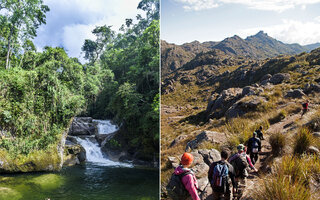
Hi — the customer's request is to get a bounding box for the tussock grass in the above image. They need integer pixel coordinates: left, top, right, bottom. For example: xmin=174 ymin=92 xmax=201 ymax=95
xmin=255 ymin=155 xmax=320 ymax=200
xmin=294 ymin=128 xmax=313 ymax=155
xmin=269 ymin=132 xmax=286 ymax=156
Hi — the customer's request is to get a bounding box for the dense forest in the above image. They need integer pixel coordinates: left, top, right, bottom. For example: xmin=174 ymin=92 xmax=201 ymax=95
xmin=0 ymin=0 xmax=159 ymax=169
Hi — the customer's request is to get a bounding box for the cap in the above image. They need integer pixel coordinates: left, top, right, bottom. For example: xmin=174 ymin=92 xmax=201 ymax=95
xmin=180 ymin=152 xmax=194 ymax=166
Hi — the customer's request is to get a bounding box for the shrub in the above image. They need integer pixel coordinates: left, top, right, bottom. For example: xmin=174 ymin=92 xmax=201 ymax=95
xmin=269 ymin=132 xmax=286 ymax=156
xmin=254 ymin=155 xmax=320 ymax=200
xmin=294 ymin=128 xmax=312 ymax=155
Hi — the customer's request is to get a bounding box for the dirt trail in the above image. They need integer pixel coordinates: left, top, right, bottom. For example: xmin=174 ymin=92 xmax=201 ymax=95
xmin=240 ymin=104 xmax=318 ymax=199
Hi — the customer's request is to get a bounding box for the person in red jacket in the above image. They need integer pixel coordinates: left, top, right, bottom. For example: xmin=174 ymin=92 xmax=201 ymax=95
xmin=301 ymin=100 xmax=309 ymax=118
xmin=173 ymin=152 xmax=200 ymax=200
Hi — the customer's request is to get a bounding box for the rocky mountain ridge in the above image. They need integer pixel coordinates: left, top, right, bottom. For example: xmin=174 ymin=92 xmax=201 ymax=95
xmin=161 ymin=31 xmax=320 ymax=77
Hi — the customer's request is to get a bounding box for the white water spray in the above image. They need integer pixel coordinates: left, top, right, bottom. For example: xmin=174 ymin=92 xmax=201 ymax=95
xmin=75 ymin=120 xmax=131 ymax=167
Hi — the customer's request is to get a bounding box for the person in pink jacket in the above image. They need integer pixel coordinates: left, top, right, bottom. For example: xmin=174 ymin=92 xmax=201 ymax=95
xmin=174 ymin=152 xmax=200 ymax=200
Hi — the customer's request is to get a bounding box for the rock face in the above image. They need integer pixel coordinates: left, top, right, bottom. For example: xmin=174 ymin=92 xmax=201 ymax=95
xmin=63 ymin=139 xmax=86 ymax=166
xmin=303 ymin=83 xmax=320 ymax=94
xmin=206 ymin=88 xmax=243 ymax=119
xmin=68 ymin=117 xmax=95 ymax=136
xmin=269 ymin=73 xmax=290 ymax=84
xmin=186 ymin=131 xmax=227 ymax=151
xmin=225 ymin=96 xmax=266 ymax=119
xmin=285 ymin=89 xmax=305 ymax=98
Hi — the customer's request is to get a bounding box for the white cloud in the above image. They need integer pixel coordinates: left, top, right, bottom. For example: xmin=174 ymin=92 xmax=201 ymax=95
xmin=315 ymin=16 xmax=320 ymax=22
xmin=175 ymin=0 xmax=320 ymax=12
xmin=34 ymin=0 xmax=142 ymax=63
xmin=173 ymin=0 xmax=219 ymax=11
xmin=239 ymin=19 xmax=320 ymax=45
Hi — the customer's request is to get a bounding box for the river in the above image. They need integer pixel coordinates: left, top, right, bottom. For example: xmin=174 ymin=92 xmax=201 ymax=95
xmin=0 ymin=120 xmax=159 ymax=200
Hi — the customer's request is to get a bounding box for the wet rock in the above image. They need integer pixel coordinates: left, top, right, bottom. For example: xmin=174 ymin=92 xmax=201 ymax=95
xmin=169 ymin=135 xmax=188 ymax=148
xmin=68 ymin=117 xmax=95 ymax=136
xmin=186 ymin=131 xmax=227 ymax=151
xmin=269 ymin=73 xmax=290 ymax=84
xmin=285 ymin=89 xmax=305 ymax=98
xmin=63 ymin=143 xmax=86 ymax=166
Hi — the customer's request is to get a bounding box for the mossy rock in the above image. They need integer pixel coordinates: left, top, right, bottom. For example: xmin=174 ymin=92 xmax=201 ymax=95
xmin=0 ymin=187 xmax=22 ymax=200
xmin=30 ymin=174 xmax=64 ymax=190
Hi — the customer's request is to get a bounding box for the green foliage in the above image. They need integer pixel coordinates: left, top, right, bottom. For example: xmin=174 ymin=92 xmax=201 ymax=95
xmin=0 ymin=47 xmax=86 ymax=155
xmin=269 ymin=132 xmax=286 ymax=156
xmin=82 ymin=2 xmax=160 ymax=159
xmin=294 ymin=128 xmax=312 ymax=155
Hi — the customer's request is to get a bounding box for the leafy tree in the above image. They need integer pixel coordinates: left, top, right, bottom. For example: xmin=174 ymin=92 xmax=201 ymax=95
xmin=0 ymin=0 xmax=49 ymax=69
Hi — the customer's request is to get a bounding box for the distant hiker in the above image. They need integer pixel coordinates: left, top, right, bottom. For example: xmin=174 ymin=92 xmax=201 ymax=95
xmin=166 ymin=152 xmax=200 ymax=200
xmin=255 ymin=126 xmax=264 ymax=140
xmin=228 ymin=144 xmax=258 ymax=198
xmin=247 ymin=132 xmax=262 ymax=165
xmin=301 ymin=100 xmax=309 ymax=118
xmin=208 ymin=149 xmax=236 ymax=200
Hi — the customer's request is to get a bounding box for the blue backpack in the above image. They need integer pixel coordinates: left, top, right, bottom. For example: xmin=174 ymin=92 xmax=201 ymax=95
xmin=211 ymin=162 xmax=228 ymax=193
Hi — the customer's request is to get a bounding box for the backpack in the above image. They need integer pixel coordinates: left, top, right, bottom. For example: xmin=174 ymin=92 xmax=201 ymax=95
xmin=251 ymin=138 xmax=259 ymax=153
xmin=229 ymin=154 xmax=248 ymax=178
xmin=166 ymin=171 xmax=192 ymax=200
xmin=211 ymin=162 xmax=228 ymax=193
xmin=302 ymin=103 xmax=308 ymax=109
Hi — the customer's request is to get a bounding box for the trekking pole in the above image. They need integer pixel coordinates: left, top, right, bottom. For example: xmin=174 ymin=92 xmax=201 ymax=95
xmin=198 ymin=182 xmax=210 ymax=199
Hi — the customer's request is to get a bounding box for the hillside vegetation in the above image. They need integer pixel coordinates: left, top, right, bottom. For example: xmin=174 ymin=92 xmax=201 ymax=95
xmin=0 ymin=0 xmax=159 ymax=172
xmin=161 ymin=42 xmax=320 ymax=199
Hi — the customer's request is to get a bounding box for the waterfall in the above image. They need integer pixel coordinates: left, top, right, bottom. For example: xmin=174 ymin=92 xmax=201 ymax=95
xmin=93 ymin=119 xmax=118 ymax=135
xmin=75 ymin=120 xmax=131 ymax=167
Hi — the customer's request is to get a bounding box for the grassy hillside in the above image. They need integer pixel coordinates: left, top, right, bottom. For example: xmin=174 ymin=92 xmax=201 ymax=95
xmin=161 ymin=47 xmax=320 ymax=199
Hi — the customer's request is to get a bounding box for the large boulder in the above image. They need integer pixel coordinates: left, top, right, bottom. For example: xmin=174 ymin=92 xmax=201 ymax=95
xmin=63 ymin=141 xmax=86 ymax=166
xmin=269 ymin=73 xmax=290 ymax=84
xmin=285 ymin=89 xmax=305 ymax=98
xmin=68 ymin=117 xmax=95 ymax=136
xmin=206 ymin=88 xmax=243 ymax=119
xmin=186 ymin=131 xmax=227 ymax=151
xmin=225 ymin=96 xmax=266 ymax=119
xmin=303 ymin=83 xmax=320 ymax=94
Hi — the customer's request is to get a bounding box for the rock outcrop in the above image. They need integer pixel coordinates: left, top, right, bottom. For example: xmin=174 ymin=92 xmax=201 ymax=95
xmin=186 ymin=131 xmax=227 ymax=151
xmin=68 ymin=117 xmax=95 ymax=136
xmin=206 ymin=88 xmax=243 ymax=119
xmin=225 ymin=96 xmax=266 ymax=119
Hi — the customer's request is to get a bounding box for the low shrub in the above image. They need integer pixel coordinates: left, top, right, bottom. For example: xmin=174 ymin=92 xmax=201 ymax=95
xmin=294 ymin=128 xmax=312 ymax=155
xmin=269 ymin=132 xmax=286 ymax=156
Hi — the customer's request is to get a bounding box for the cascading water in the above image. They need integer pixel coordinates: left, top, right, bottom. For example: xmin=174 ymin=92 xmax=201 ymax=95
xmin=75 ymin=120 xmax=131 ymax=167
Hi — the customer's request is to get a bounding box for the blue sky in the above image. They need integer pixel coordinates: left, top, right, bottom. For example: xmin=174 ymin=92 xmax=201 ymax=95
xmin=161 ymin=0 xmax=320 ymax=45
xmin=34 ymin=0 xmax=142 ymax=63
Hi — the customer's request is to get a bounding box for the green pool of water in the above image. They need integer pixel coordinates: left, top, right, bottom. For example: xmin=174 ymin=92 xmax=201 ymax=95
xmin=0 ymin=163 xmax=159 ymax=200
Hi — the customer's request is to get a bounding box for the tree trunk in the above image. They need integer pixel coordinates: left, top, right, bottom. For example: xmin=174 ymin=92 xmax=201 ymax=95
xmin=5 ymin=30 xmax=13 ymax=70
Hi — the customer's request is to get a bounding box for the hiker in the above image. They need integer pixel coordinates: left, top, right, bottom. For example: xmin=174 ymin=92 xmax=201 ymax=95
xmin=208 ymin=149 xmax=236 ymax=200
xmin=255 ymin=126 xmax=264 ymax=140
xmin=228 ymin=144 xmax=258 ymax=198
xmin=301 ymin=100 xmax=309 ymax=117
xmin=247 ymin=132 xmax=262 ymax=165
xmin=167 ymin=152 xmax=200 ymax=200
